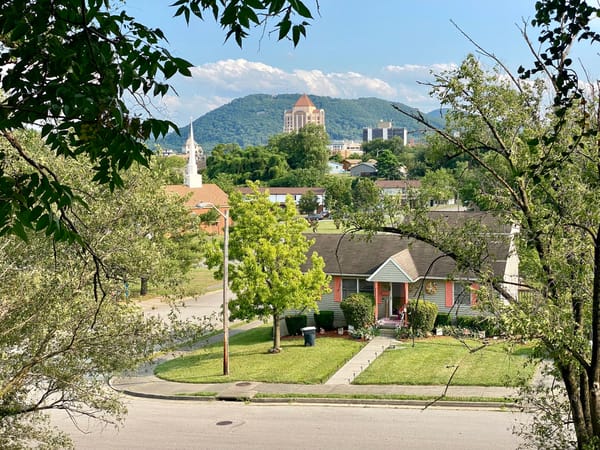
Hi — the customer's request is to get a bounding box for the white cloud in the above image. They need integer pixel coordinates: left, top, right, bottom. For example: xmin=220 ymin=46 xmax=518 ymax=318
xmin=156 ymin=59 xmax=447 ymax=125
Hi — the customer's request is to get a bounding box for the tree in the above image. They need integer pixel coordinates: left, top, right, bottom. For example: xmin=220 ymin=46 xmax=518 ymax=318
xmin=298 ymin=190 xmax=319 ymax=215
xmin=350 ymin=178 xmax=382 ymax=212
xmin=269 ymin=123 xmax=330 ymax=173
xmin=368 ymin=6 xmax=600 ymax=444
xmin=419 ymin=169 xmax=458 ymax=207
xmin=375 ymin=149 xmax=404 ymax=180
xmin=206 ymin=182 xmax=330 ymax=352
xmin=0 ymin=0 xmax=315 ymax=243
xmin=206 ymin=144 xmax=289 ymax=185
xmin=361 ymin=136 xmax=405 ymax=159
xmin=0 ymin=132 xmax=208 ymax=448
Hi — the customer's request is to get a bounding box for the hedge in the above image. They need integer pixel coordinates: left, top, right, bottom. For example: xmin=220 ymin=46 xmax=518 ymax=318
xmin=284 ymin=315 xmax=307 ymax=336
xmin=314 ymin=310 xmax=335 ymax=331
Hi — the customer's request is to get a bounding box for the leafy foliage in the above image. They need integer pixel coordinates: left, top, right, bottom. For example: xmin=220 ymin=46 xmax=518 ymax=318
xmin=0 ymin=135 xmax=209 ymax=448
xmin=340 ymin=293 xmax=374 ymax=329
xmin=205 ymin=182 xmax=330 ymax=350
xmin=406 ymin=300 xmax=438 ymax=334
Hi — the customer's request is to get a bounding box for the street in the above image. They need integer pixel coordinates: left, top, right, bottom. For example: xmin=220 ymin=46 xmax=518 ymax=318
xmin=53 ymin=397 xmax=527 ymax=449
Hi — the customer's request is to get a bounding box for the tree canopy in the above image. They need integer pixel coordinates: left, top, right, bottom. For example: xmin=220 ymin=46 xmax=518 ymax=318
xmin=205 ymin=182 xmax=330 ymax=351
xmin=0 ymin=132 xmax=208 ymax=448
xmin=356 ymin=5 xmax=600 ymax=445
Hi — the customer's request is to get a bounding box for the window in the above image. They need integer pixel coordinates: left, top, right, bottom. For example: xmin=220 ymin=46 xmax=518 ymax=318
xmin=453 ymin=283 xmax=471 ymax=306
xmin=342 ymin=278 xmax=357 ymax=299
xmin=341 ymin=278 xmax=373 ymax=300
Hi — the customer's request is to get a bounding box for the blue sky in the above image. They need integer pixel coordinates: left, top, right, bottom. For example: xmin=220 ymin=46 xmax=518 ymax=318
xmin=122 ymin=1 xmax=597 ymax=127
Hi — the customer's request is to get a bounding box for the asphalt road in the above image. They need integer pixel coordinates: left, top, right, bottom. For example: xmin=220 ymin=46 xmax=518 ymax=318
xmin=53 ymin=397 xmax=528 ymax=449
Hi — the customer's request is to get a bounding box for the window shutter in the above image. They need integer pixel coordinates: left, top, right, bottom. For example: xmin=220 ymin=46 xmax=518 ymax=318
xmin=333 ymin=277 xmax=342 ymax=302
xmin=470 ymin=283 xmax=479 ymax=305
xmin=445 ymin=281 xmax=453 ymax=307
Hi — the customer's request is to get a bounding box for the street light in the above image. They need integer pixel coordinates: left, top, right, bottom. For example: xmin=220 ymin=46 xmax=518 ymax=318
xmin=198 ymin=202 xmax=230 ymax=375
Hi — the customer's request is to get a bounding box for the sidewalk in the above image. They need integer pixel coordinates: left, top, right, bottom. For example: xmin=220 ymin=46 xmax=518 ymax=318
xmin=110 ymin=324 xmax=522 ymax=409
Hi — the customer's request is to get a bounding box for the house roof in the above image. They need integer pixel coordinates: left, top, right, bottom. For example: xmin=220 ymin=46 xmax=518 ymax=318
xmin=294 ymin=94 xmax=316 ymax=108
xmin=165 ymin=184 xmax=228 ymax=209
xmin=304 ymin=228 xmax=511 ymax=282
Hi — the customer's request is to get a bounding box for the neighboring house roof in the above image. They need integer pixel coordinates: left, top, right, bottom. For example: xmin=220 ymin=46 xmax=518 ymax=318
xmin=165 ymin=184 xmax=228 ymax=210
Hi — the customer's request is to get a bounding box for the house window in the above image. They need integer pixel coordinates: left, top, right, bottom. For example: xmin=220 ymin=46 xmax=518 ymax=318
xmin=342 ymin=278 xmax=357 ymax=299
xmin=453 ymin=283 xmax=471 ymax=306
xmin=341 ymin=278 xmax=373 ymax=299
xmin=359 ymin=279 xmax=374 ymax=295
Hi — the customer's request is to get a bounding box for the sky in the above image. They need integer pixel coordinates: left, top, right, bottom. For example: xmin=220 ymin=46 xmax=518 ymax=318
xmin=122 ymin=1 xmax=599 ymax=127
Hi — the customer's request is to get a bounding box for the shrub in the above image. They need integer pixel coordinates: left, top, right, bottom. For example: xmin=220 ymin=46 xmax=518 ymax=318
xmin=284 ymin=314 xmax=307 ymax=336
xmin=340 ymin=293 xmax=374 ymax=329
xmin=406 ymin=300 xmax=438 ymax=334
xmin=314 ymin=310 xmax=335 ymax=331
xmin=434 ymin=313 xmax=450 ymax=328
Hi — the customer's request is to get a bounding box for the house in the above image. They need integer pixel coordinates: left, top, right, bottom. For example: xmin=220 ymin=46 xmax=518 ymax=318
xmin=349 ymin=161 xmax=377 ymax=177
xmin=375 ymin=179 xmax=421 ymax=201
xmin=237 ymin=186 xmax=326 ymax=213
xmin=299 ymin=212 xmax=519 ymax=329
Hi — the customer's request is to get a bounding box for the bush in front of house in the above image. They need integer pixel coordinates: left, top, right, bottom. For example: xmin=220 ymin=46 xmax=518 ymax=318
xmin=455 ymin=316 xmax=501 ymax=337
xmin=284 ymin=314 xmax=307 ymax=336
xmin=407 ymin=300 xmax=438 ymax=335
xmin=340 ymin=293 xmax=374 ymax=329
xmin=314 ymin=310 xmax=335 ymax=331
xmin=434 ymin=312 xmax=451 ymax=328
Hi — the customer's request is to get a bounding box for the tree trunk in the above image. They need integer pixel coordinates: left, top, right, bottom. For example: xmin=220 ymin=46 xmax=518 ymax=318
xmin=560 ymin=363 xmax=593 ymax=448
xmin=140 ymin=277 xmax=148 ymax=296
xmin=272 ymin=313 xmax=281 ymax=351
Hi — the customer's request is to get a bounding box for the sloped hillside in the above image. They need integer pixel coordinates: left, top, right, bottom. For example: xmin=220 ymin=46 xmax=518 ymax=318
xmin=158 ymin=94 xmax=445 ymax=152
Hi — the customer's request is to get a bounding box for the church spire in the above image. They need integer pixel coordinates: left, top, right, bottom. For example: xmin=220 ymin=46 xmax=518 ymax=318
xmin=183 ymin=119 xmax=203 ymax=188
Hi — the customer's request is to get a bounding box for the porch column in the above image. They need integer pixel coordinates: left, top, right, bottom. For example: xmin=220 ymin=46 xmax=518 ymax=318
xmin=374 ymin=281 xmax=379 ymax=319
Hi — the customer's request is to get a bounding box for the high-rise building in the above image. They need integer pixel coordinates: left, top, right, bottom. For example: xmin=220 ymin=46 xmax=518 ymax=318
xmin=363 ymin=120 xmax=408 ymax=146
xmin=283 ymin=94 xmax=325 ymax=133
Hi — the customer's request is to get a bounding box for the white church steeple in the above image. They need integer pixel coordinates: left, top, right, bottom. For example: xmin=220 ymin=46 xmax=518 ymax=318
xmin=183 ymin=119 xmax=203 ymax=188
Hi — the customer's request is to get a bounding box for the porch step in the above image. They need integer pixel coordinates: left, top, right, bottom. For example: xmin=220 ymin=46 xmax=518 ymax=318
xmin=378 ymin=328 xmax=397 ymax=338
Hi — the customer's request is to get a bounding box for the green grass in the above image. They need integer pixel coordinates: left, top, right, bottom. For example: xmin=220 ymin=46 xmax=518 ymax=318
xmin=155 ymin=325 xmax=366 ymax=384
xmin=253 ymin=393 xmax=515 ymax=403
xmin=353 ymin=337 xmax=537 ymax=386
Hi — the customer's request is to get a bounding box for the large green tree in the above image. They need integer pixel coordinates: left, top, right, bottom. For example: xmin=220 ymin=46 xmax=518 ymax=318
xmin=206 ymin=183 xmax=330 ymax=352
xmin=363 ymin=3 xmax=600 ymax=444
xmin=269 ymin=123 xmax=330 ymax=173
xmin=0 ymin=132 xmax=208 ymax=448
xmin=206 ymin=143 xmax=289 ymax=184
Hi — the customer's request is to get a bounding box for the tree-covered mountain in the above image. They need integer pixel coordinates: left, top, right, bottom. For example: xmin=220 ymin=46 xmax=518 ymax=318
xmin=157 ymin=94 xmax=445 ymax=152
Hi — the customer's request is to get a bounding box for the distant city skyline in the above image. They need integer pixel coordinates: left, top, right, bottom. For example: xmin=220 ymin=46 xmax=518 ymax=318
xmin=123 ymin=1 xmax=600 ymax=127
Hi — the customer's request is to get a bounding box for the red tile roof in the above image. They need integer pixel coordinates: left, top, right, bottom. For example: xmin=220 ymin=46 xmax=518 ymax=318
xmin=165 ymin=184 xmax=228 ymax=210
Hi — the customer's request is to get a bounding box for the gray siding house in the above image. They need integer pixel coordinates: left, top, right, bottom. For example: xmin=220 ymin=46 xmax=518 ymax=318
xmin=298 ymin=212 xmax=519 ymax=330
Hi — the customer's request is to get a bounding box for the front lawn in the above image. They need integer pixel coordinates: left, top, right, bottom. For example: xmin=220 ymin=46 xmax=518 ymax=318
xmin=353 ymin=337 xmax=538 ymax=386
xmin=154 ymin=325 xmax=366 ymax=384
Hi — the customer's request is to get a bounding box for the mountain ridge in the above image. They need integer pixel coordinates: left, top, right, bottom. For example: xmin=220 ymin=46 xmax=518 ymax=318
xmin=158 ymin=94 xmax=445 ymax=152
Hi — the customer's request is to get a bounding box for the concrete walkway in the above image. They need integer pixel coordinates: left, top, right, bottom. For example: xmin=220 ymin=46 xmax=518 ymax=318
xmin=111 ymin=324 xmax=523 ymax=408
xmin=325 ymin=336 xmax=395 ymax=384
